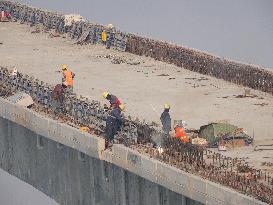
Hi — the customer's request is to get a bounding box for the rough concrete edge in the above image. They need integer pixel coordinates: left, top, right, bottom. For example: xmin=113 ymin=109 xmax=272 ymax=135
xmin=0 ymin=97 xmax=267 ymax=205
xmin=106 ymin=143 xmax=267 ymax=205
xmin=0 ymin=97 xmax=106 ymax=160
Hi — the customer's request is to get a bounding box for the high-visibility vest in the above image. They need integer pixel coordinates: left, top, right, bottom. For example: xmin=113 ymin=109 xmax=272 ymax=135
xmin=175 ymin=127 xmax=189 ymax=143
xmin=101 ymin=31 xmax=107 ymax=42
xmin=64 ymin=70 xmax=73 ymax=86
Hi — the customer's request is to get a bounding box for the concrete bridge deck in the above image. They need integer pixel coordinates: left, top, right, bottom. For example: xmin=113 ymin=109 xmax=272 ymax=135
xmin=0 ymin=1 xmax=272 ymax=204
xmin=0 ymin=97 xmax=267 ymax=205
xmin=0 ymin=22 xmax=273 ymax=172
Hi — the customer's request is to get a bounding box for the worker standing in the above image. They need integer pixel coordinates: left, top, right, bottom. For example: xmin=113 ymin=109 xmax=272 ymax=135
xmin=105 ymin=104 xmax=125 ymax=144
xmin=101 ymin=30 xmax=107 ymax=45
xmin=62 ymin=64 xmax=75 ymax=92
xmin=160 ymin=104 xmax=172 ymax=135
xmin=102 ymin=91 xmax=121 ymax=109
xmin=155 ymin=103 xmax=171 ymax=152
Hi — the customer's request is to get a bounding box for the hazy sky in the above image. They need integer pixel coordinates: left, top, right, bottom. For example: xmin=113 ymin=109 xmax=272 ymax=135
xmin=15 ymin=0 xmax=273 ymax=68
xmin=0 ymin=169 xmax=58 ymax=205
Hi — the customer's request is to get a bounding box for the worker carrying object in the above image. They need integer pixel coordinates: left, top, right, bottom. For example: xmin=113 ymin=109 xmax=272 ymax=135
xmin=62 ymin=64 xmax=75 ymax=92
xmin=160 ymin=103 xmax=171 ymax=135
xmin=102 ymin=91 xmax=121 ymax=109
xmin=105 ymin=104 xmax=125 ymax=144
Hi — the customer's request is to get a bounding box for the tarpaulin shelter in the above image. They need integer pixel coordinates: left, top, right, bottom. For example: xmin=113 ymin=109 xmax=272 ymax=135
xmin=198 ymin=123 xmax=237 ymax=145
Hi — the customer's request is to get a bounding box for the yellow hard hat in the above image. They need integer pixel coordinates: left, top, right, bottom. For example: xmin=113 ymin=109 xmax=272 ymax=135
xmin=164 ymin=103 xmax=170 ymax=109
xmin=119 ymin=104 xmax=125 ymax=111
xmin=62 ymin=64 xmax=67 ymax=71
xmin=102 ymin=91 xmax=109 ymax=99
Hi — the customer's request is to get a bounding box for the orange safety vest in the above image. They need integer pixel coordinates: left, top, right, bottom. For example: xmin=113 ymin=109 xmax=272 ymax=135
xmin=175 ymin=127 xmax=190 ymax=143
xmin=64 ymin=70 xmax=73 ymax=86
xmin=101 ymin=31 xmax=107 ymax=42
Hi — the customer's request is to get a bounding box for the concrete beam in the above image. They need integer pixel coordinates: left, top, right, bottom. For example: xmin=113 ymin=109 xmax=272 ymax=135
xmin=0 ymin=97 xmax=267 ymax=205
xmin=0 ymin=97 xmax=105 ymax=160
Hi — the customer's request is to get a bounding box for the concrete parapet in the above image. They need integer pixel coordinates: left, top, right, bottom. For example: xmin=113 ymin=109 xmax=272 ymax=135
xmin=108 ymin=144 xmax=267 ymax=205
xmin=112 ymin=144 xmax=129 ymax=170
xmin=0 ymin=97 xmax=267 ymax=205
xmin=0 ymin=97 xmax=105 ymax=160
xmin=157 ymin=161 xmax=191 ymax=198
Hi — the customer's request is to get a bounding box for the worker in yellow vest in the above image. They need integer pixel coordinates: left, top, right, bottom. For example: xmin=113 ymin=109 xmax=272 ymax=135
xmin=101 ymin=30 xmax=107 ymax=45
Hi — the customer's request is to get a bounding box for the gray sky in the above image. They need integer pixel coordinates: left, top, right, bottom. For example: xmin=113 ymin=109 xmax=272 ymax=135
xmin=15 ymin=0 xmax=273 ymax=68
xmin=0 ymin=169 xmax=58 ymax=205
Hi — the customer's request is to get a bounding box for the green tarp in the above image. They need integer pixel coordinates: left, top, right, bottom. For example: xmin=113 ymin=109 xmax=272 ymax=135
xmin=199 ymin=123 xmax=237 ymax=144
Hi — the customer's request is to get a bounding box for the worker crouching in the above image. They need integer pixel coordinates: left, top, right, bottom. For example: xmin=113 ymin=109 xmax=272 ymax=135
xmin=52 ymin=84 xmax=66 ymax=114
xmin=105 ymin=104 xmax=125 ymax=145
xmin=174 ymin=123 xmax=190 ymax=143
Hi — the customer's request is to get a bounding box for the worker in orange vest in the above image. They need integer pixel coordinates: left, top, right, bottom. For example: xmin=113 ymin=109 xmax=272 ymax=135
xmin=174 ymin=125 xmax=190 ymax=143
xmin=62 ymin=64 xmax=75 ymax=92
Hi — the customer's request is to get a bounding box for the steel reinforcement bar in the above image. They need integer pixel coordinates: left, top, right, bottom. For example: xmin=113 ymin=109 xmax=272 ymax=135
xmin=0 ymin=1 xmax=127 ymax=50
xmin=0 ymin=67 xmax=272 ymax=204
xmin=1 ymin=0 xmax=272 ymax=95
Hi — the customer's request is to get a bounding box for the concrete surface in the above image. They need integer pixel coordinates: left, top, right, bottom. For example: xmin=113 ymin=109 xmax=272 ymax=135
xmin=0 ymin=22 xmax=272 ymax=171
xmin=0 ymin=116 xmax=201 ymax=205
xmin=0 ymin=97 xmax=106 ymax=159
xmin=0 ymin=97 xmax=267 ymax=205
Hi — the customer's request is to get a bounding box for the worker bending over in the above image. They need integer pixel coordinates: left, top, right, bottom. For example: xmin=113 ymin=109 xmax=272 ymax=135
xmin=52 ymin=84 xmax=66 ymax=113
xmin=174 ymin=124 xmax=190 ymax=143
xmin=105 ymin=104 xmax=125 ymax=144
xmin=62 ymin=64 xmax=75 ymax=92
xmin=102 ymin=91 xmax=121 ymax=109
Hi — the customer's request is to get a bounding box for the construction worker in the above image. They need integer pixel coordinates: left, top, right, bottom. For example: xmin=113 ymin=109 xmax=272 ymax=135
xmin=101 ymin=30 xmax=107 ymax=45
xmin=160 ymin=103 xmax=171 ymax=135
xmin=174 ymin=125 xmax=190 ymax=143
xmin=52 ymin=84 xmax=66 ymax=113
xmin=62 ymin=64 xmax=75 ymax=92
xmin=0 ymin=11 xmax=11 ymax=22
xmin=102 ymin=91 xmax=121 ymax=109
xmin=105 ymin=104 xmax=125 ymax=144
xmin=155 ymin=103 xmax=171 ymax=152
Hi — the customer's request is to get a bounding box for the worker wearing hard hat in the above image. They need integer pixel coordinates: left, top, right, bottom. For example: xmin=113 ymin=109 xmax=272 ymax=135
xmin=101 ymin=30 xmax=107 ymax=44
xmin=102 ymin=91 xmax=121 ymax=109
xmin=174 ymin=124 xmax=190 ymax=143
xmin=105 ymin=103 xmax=125 ymax=144
xmin=62 ymin=64 xmax=75 ymax=92
xmin=160 ymin=103 xmax=172 ymax=135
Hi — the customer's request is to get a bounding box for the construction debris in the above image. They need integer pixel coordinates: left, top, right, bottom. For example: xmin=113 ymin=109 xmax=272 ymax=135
xmin=64 ymin=14 xmax=86 ymax=27
xmin=254 ymin=144 xmax=273 ymax=151
xmin=198 ymin=123 xmax=253 ymax=149
xmin=191 ymin=137 xmax=207 ymax=146
xmin=6 ymin=91 xmax=34 ymax=107
xmin=0 ymin=67 xmax=272 ymax=204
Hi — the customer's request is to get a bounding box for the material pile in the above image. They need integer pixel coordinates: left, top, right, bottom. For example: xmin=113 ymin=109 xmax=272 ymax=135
xmin=64 ymin=14 xmax=86 ymax=27
xmin=198 ymin=123 xmax=253 ymax=148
